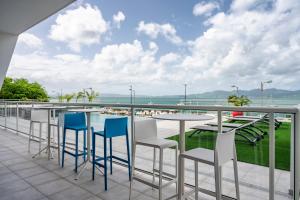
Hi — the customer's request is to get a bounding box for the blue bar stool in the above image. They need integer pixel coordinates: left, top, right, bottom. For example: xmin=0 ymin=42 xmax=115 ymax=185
xmin=62 ymin=112 xmax=87 ymax=173
xmin=92 ymin=117 xmax=131 ymax=191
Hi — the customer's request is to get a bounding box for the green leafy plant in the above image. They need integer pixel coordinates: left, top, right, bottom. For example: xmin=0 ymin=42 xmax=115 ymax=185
xmin=0 ymin=77 xmax=48 ymax=101
xmin=227 ymin=95 xmax=251 ymax=106
xmin=64 ymin=93 xmax=75 ymax=103
xmin=58 ymin=94 xmax=64 ymax=103
xmin=76 ymin=91 xmax=86 ymax=102
xmin=85 ymin=89 xmax=99 ymax=102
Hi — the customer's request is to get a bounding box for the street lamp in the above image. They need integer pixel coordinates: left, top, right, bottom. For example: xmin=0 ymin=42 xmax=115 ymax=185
xmin=129 ymin=85 xmax=133 ymax=104
xmin=231 ymin=85 xmax=239 ymax=96
xmin=184 ymin=83 xmax=187 ymax=105
xmin=260 ymin=80 xmax=272 ymax=106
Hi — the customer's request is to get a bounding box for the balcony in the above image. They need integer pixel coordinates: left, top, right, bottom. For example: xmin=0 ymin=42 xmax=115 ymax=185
xmin=0 ymin=101 xmax=299 ymax=200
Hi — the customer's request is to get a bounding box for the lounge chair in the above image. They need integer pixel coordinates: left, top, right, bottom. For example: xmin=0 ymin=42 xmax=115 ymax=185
xmin=189 ymin=124 xmax=258 ymax=145
xmin=227 ymin=114 xmax=282 ymax=129
xmin=206 ymin=121 xmax=266 ymax=138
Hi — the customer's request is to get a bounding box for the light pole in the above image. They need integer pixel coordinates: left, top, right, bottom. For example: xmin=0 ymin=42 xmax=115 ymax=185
xmin=133 ymin=90 xmax=136 ymax=104
xmin=260 ymin=80 xmax=272 ymax=106
xmin=129 ymin=85 xmax=133 ymax=104
xmin=184 ymin=83 xmax=187 ymax=105
xmin=231 ymin=85 xmax=239 ymax=96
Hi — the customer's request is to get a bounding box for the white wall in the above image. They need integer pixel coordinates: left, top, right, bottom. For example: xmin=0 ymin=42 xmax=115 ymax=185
xmin=0 ymin=32 xmax=18 ymax=88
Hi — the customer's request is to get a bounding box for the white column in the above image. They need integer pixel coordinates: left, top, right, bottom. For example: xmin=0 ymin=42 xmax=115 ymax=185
xmin=0 ymin=32 xmax=18 ymax=88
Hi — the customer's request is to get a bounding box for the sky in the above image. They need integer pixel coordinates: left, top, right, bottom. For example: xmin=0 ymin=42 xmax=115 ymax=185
xmin=7 ymin=0 xmax=300 ymax=96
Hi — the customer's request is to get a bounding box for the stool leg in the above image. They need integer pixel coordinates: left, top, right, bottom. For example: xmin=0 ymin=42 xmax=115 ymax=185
xmin=57 ymin=125 xmax=60 ymax=165
xmin=104 ymin=136 xmax=108 ymax=191
xmin=214 ymin=164 xmax=221 ymax=200
xmin=92 ymin=132 xmax=96 ymax=180
xmin=62 ymin=128 xmax=66 ymax=168
xmin=110 ymin=138 xmax=112 ymax=175
xmin=195 ymin=161 xmax=198 ymax=200
xmin=152 ymin=147 xmax=156 ymax=189
xmin=175 ymin=145 xmax=178 ymax=194
xmin=178 ymin=155 xmax=184 ymax=200
xmin=233 ymin=150 xmax=240 ymax=200
xmin=75 ymin=131 xmax=78 ymax=173
xmin=83 ymin=130 xmax=86 ymax=161
xmin=39 ymin=123 xmax=42 ymax=155
xmin=126 ymin=133 xmax=131 ymax=179
xmin=158 ymin=148 xmax=163 ymax=200
xmin=129 ymin=143 xmax=136 ymax=200
xmin=28 ymin=121 xmax=32 ymax=153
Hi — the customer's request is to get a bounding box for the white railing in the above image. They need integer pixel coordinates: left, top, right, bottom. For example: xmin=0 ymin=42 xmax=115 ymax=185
xmin=0 ymin=100 xmax=299 ymax=200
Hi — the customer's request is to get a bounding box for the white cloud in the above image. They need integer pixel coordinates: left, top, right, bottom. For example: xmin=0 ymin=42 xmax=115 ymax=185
xmin=8 ymin=0 xmax=300 ymax=94
xmin=230 ymin=0 xmax=268 ymax=12
xmin=182 ymin=0 xmax=300 ymax=90
xmin=193 ymin=1 xmax=219 ymax=17
xmin=54 ymin=54 xmax=82 ymax=62
xmin=49 ymin=4 xmax=108 ymax=52
xmin=137 ymin=21 xmax=182 ymax=45
xmin=113 ymin=11 xmax=125 ymax=28
xmin=18 ymin=33 xmax=43 ymax=48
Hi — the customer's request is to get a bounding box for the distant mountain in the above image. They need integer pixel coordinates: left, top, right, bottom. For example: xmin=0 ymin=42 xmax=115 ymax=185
xmin=100 ymin=88 xmax=300 ymax=99
xmin=188 ymin=88 xmax=300 ymax=99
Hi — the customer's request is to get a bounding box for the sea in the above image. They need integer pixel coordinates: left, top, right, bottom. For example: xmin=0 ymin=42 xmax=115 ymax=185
xmin=91 ymin=96 xmax=300 ymax=107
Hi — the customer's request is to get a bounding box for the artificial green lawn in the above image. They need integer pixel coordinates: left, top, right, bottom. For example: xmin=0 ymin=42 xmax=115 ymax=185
xmin=167 ymin=122 xmax=291 ymax=171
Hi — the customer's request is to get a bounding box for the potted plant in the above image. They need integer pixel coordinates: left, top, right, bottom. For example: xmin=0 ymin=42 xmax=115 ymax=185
xmin=227 ymin=95 xmax=251 ymax=116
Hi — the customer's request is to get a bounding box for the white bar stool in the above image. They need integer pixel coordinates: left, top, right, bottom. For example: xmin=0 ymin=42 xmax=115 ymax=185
xmin=129 ymin=119 xmax=178 ymax=200
xmin=178 ymin=130 xmax=240 ymax=200
xmin=28 ymin=109 xmax=60 ymax=162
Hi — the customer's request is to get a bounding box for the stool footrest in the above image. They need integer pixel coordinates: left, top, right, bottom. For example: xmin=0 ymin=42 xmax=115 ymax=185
xmin=132 ymin=175 xmax=176 ymax=189
xmin=153 ymin=168 xmax=176 ymax=179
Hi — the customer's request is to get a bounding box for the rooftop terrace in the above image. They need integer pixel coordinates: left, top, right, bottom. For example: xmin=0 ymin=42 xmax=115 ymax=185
xmin=0 ymin=106 xmax=294 ymax=199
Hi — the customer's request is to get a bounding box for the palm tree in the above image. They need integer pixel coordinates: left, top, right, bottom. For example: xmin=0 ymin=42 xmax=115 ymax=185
xmin=64 ymin=93 xmax=75 ymax=103
xmin=228 ymin=95 xmax=251 ymax=106
xmin=76 ymin=91 xmax=85 ymax=102
xmin=85 ymin=89 xmax=99 ymax=102
xmin=58 ymin=94 xmax=64 ymax=103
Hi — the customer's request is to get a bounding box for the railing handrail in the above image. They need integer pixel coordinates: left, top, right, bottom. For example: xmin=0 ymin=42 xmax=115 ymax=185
xmin=0 ymin=100 xmax=298 ymax=114
xmin=0 ymin=100 xmax=300 ymax=200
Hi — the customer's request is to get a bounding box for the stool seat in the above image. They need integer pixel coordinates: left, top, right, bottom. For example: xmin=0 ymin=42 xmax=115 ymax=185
xmin=61 ymin=112 xmax=87 ymax=173
xmin=136 ymin=137 xmax=178 ymax=149
xmin=178 ymin=130 xmax=240 ymax=200
xmin=180 ymin=148 xmax=214 ymax=165
xmin=130 ymin=119 xmax=178 ymax=200
xmin=92 ymin=117 xmax=131 ymax=191
xmin=64 ymin=125 xmax=87 ymax=131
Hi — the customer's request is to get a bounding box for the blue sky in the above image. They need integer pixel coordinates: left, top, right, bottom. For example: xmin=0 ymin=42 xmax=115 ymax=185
xmin=7 ymin=0 xmax=300 ymax=96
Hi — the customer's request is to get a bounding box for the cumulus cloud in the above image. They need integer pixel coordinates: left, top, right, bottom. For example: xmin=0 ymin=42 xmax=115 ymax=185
xmin=183 ymin=0 xmax=300 ymax=90
xmin=137 ymin=21 xmax=182 ymax=45
xmin=8 ymin=0 xmax=300 ymax=93
xmin=113 ymin=11 xmax=125 ymax=28
xmin=49 ymin=4 xmax=108 ymax=52
xmin=18 ymin=33 xmax=43 ymax=48
xmin=193 ymin=1 xmax=219 ymax=17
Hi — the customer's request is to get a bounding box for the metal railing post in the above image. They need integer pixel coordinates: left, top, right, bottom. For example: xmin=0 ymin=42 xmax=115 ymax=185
xmin=130 ymin=106 xmax=135 ymax=167
xmin=290 ymin=114 xmax=295 ymax=196
xmin=16 ymin=103 xmax=19 ymax=135
xmin=217 ymin=110 xmax=222 ymax=133
xmin=269 ymin=112 xmax=275 ymax=200
xmin=294 ymin=109 xmax=300 ymax=200
xmin=4 ymin=102 xmax=7 ymax=129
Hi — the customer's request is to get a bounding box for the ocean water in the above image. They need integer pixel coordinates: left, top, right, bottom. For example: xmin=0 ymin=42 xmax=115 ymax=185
xmin=95 ymin=96 xmax=300 ymax=107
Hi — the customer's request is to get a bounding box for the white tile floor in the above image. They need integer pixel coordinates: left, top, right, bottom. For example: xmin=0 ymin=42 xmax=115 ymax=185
xmin=0 ymin=116 xmax=294 ymax=200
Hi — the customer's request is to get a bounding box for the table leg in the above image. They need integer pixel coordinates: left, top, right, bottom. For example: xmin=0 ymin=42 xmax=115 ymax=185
xmin=75 ymin=112 xmax=91 ymax=180
xmin=47 ymin=109 xmax=51 ymax=160
xmin=179 ymin=120 xmax=185 ymax=197
xmin=86 ymin=113 xmax=91 ymax=161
